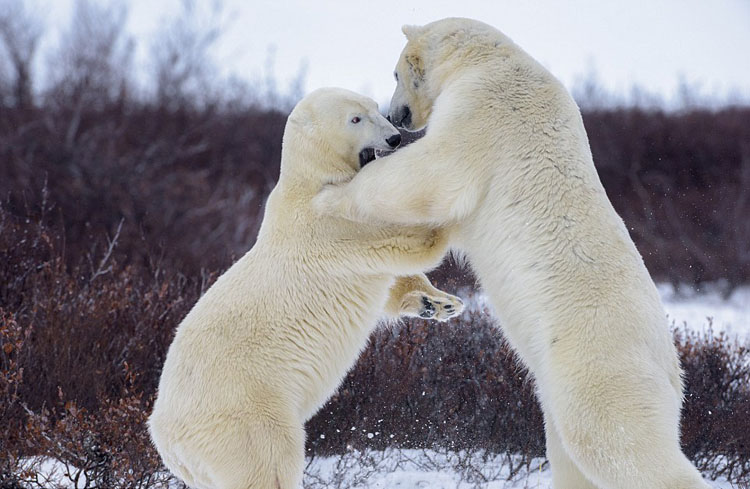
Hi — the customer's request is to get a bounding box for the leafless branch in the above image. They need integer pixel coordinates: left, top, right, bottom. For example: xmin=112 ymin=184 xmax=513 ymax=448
xmin=90 ymin=218 xmax=124 ymax=282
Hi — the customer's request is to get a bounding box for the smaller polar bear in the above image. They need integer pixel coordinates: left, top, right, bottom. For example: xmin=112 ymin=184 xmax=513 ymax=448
xmin=315 ymin=18 xmax=710 ymax=489
xmin=148 ymin=88 xmax=463 ymax=489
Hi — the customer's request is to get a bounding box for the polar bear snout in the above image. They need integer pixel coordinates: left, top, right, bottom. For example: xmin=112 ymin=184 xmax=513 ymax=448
xmin=357 ymin=117 xmax=401 ymax=167
xmin=391 ymin=105 xmax=412 ymax=129
xmin=386 ymin=133 xmax=402 ymax=148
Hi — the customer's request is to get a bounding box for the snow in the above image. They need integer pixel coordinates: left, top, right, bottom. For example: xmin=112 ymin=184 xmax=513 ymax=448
xmin=659 ymin=284 xmax=750 ymax=342
xmin=304 ymin=449 xmax=549 ymax=489
xmin=23 ymin=450 xmax=743 ymax=488
xmin=304 ymin=449 xmax=743 ymax=488
xmin=16 ymin=456 xmax=89 ymax=488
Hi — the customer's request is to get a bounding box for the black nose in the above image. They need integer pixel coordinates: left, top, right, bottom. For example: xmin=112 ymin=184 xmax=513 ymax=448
xmin=397 ymin=106 xmax=412 ymax=128
xmin=386 ymin=133 xmax=402 ymax=148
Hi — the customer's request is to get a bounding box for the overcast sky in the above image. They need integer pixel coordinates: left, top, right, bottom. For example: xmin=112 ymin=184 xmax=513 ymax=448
xmin=43 ymin=0 xmax=750 ymax=106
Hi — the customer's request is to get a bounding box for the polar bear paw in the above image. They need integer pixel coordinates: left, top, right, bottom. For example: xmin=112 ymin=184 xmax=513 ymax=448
xmin=401 ymin=291 xmax=464 ymax=321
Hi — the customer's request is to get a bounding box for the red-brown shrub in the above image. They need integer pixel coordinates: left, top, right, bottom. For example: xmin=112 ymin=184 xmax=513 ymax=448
xmin=585 ymin=107 xmax=750 ymax=291
xmin=678 ymin=325 xmax=750 ymax=481
xmin=0 ymin=203 xmax=207 ymax=414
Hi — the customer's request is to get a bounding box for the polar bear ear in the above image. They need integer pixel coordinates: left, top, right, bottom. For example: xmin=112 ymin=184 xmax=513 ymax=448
xmin=401 ymin=24 xmax=424 ymax=41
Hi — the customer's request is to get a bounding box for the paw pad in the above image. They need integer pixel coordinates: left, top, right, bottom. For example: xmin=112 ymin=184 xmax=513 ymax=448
xmin=420 ymin=296 xmax=436 ymax=318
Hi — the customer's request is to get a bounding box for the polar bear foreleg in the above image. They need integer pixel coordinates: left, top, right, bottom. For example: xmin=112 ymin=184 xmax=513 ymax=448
xmin=384 ymin=274 xmax=464 ymax=321
xmin=313 ymin=145 xmax=482 ymax=228
xmin=360 ymin=226 xmax=452 ymax=277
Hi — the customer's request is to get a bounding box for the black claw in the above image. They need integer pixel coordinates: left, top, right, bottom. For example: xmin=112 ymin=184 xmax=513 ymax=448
xmin=420 ymin=296 xmax=436 ymax=317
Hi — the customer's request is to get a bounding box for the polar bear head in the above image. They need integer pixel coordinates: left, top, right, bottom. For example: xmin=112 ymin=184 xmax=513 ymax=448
xmin=286 ymin=88 xmax=402 ymax=173
xmin=389 ymin=18 xmax=510 ymax=130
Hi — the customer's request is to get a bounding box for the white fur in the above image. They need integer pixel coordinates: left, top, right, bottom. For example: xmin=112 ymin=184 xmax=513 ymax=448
xmin=148 ymin=88 xmax=463 ymax=489
xmin=314 ymin=19 xmax=711 ymax=489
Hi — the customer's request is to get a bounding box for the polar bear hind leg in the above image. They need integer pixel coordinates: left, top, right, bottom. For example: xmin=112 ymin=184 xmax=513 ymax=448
xmin=183 ymin=415 xmax=305 ymax=489
xmin=544 ymin=413 xmax=600 ymax=489
xmin=546 ymin=374 xmax=711 ymax=489
xmin=555 ymin=412 xmax=710 ymax=489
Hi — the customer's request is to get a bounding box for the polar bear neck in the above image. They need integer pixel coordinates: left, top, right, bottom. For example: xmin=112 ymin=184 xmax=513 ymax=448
xmin=279 ymin=122 xmax=359 ymax=192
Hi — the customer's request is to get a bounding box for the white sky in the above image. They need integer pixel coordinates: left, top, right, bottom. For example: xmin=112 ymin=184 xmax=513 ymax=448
xmin=41 ymin=0 xmax=750 ymax=106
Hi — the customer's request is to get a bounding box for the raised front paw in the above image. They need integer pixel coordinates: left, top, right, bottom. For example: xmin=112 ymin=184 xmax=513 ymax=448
xmin=417 ymin=292 xmax=464 ymax=322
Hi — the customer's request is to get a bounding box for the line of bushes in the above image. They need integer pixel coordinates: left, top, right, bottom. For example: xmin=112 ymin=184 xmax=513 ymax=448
xmin=3 ymin=100 xmax=749 ymax=291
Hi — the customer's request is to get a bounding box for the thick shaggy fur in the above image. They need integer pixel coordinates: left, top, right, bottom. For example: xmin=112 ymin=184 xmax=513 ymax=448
xmin=149 ymin=88 xmax=462 ymax=489
xmin=315 ymin=19 xmax=710 ymax=489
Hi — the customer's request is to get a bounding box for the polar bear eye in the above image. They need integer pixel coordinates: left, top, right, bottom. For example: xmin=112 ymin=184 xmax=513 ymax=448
xmin=394 ymin=72 xmax=399 ymax=82
xmin=351 ymin=116 xmax=361 ymax=124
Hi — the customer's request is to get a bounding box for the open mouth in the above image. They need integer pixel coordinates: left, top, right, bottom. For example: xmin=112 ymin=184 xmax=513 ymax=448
xmin=358 ymin=148 xmax=399 ymax=168
xmin=358 ymin=148 xmax=376 ymax=167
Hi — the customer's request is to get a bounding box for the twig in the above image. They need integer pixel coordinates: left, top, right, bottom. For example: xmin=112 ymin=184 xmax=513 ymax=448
xmin=90 ymin=218 xmax=124 ymax=282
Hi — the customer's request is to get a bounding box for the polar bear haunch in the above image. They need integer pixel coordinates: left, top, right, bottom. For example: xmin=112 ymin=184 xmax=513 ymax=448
xmin=148 ymin=87 xmax=463 ymax=489
xmin=316 ymin=18 xmax=711 ymax=489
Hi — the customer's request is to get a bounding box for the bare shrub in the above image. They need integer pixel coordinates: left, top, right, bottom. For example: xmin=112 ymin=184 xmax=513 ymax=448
xmin=0 ymin=202 xmax=197 ymax=487
xmin=304 ymin=311 xmax=547 ymax=459
xmin=584 ymin=107 xmax=750 ymax=293
xmin=44 ymin=0 xmax=133 ymax=109
xmin=302 ymin=447 xmax=547 ymax=489
xmin=678 ymin=323 xmax=750 ymax=482
xmin=0 ymin=307 xmax=29 ymax=485
xmin=19 ymin=388 xmax=177 ymax=488
xmin=0 ymin=201 xmax=206 ymax=414
xmin=0 ymin=0 xmax=42 ymax=108
xmin=3 ymin=202 xmax=748 ymax=487
xmin=151 ymin=0 xmax=223 ymax=110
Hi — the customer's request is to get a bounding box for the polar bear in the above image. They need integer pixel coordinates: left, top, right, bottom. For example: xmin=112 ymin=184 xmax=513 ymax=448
xmin=314 ymin=19 xmax=710 ymax=489
xmin=148 ymin=87 xmax=463 ymax=489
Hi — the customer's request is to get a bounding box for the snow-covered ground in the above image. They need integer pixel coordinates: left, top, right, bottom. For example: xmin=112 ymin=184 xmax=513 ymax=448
xmin=23 ymin=449 xmax=744 ymax=488
xmin=304 ymin=449 xmax=743 ymax=488
xmin=305 ymin=449 xmax=548 ymax=488
xmin=659 ymin=284 xmax=750 ymax=342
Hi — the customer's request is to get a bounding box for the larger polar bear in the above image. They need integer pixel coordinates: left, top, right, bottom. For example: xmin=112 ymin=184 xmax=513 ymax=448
xmin=149 ymin=87 xmax=463 ymax=489
xmin=315 ymin=18 xmax=710 ymax=489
